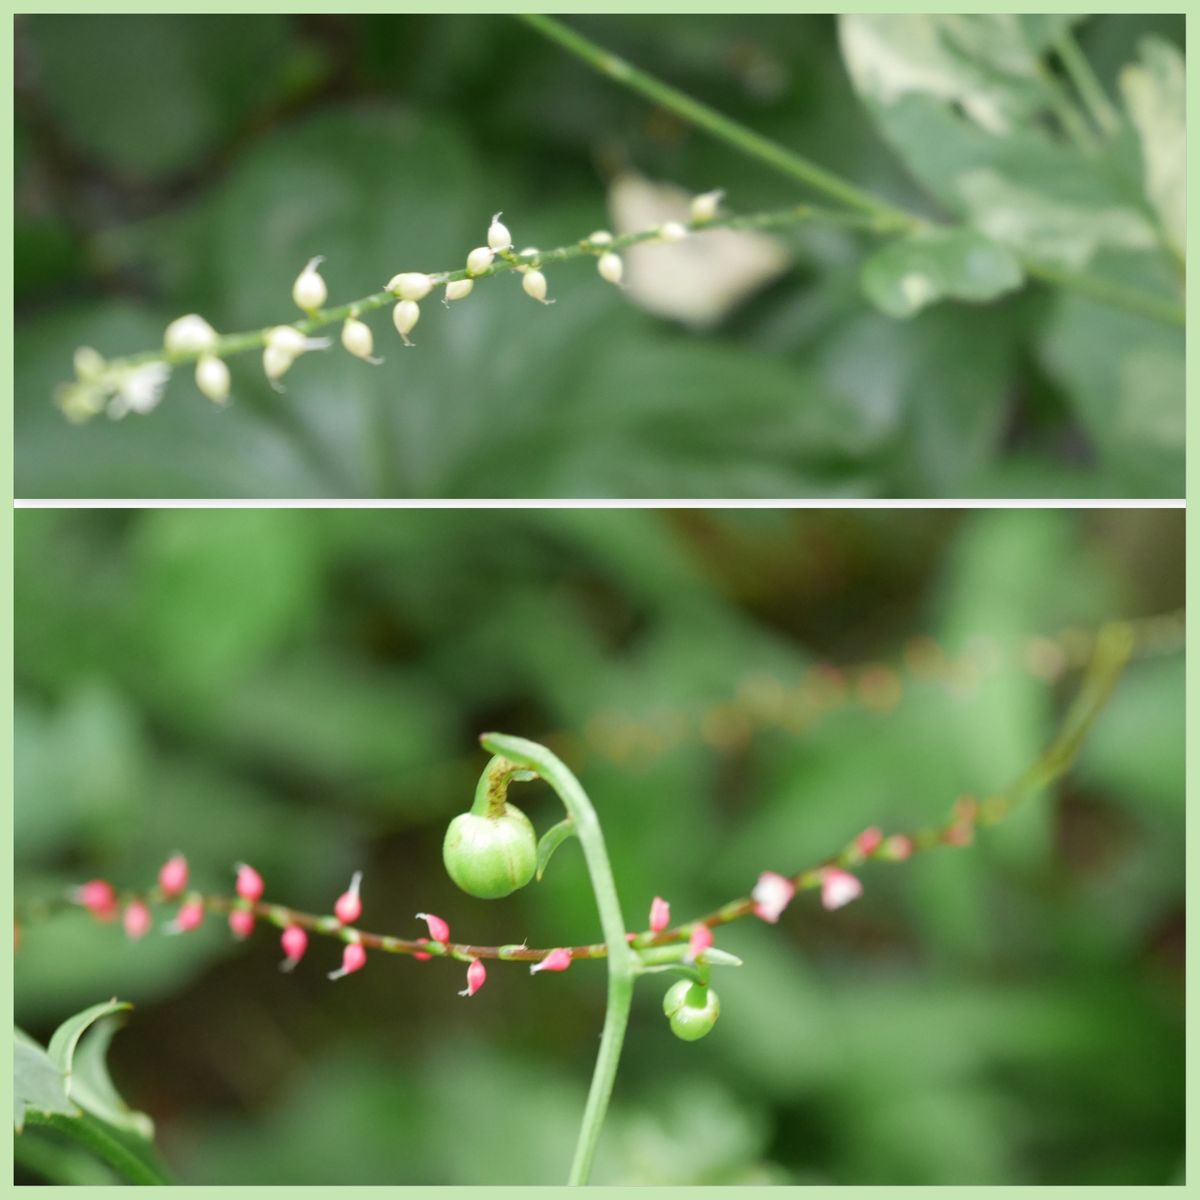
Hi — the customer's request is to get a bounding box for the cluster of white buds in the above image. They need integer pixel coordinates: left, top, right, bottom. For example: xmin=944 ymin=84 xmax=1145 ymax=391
xmin=263 ymin=325 xmax=332 ymax=386
xmin=162 ymin=315 xmax=230 ymax=404
xmin=385 ymin=272 xmax=433 ymax=346
xmin=291 ymin=257 xmax=327 ymax=313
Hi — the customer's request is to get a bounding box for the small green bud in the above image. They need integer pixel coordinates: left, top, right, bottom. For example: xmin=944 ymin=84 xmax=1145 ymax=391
xmin=662 ymin=979 xmax=721 ymax=1042
xmin=443 ymin=804 xmax=537 ymax=899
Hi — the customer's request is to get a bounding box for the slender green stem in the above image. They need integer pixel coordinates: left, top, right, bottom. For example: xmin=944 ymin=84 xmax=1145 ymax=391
xmin=479 ymin=732 xmax=635 ymax=1188
xmin=517 ymin=13 xmax=915 ymax=231
xmin=1056 ymin=30 xmax=1122 ymax=137
xmin=518 ymin=13 xmax=1183 ymax=327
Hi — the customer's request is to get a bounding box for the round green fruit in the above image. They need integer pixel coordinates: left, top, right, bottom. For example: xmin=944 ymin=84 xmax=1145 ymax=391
xmin=662 ymin=979 xmax=721 ymax=1042
xmin=443 ymin=804 xmax=538 ymax=899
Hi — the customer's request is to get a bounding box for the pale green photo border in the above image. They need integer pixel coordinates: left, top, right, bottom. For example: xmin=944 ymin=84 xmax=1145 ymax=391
xmin=3 ymin=2 xmax=1192 ymax=1194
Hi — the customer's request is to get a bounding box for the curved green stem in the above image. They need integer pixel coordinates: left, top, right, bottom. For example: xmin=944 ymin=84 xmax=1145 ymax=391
xmin=480 ymin=732 xmax=635 ymax=1187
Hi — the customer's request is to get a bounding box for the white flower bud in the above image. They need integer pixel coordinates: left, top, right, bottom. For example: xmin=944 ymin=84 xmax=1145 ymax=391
xmin=387 ymin=272 xmax=433 ymax=302
xmin=597 ymin=252 xmax=623 ymax=285
xmin=659 ymin=221 xmax=688 ymax=243
xmin=393 ymin=299 xmax=420 ymax=345
xmin=73 ymin=346 xmax=106 ymax=382
xmin=518 ymin=247 xmax=539 ymax=261
xmin=466 ymin=246 xmax=494 ymax=276
xmin=444 ymin=279 xmax=474 ymax=302
xmin=292 ymin=256 xmax=327 ymax=312
xmin=267 ymin=325 xmax=331 ymax=357
xmin=588 ymin=230 xmax=613 ymax=247
xmin=341 ymin=317 xmax=380 ymax=363
xmin=689 ymin=189 xmax=724 ymax=223
xmin=195 ymin=355 xmax=230 ymax=405
xmin=522 ymin=269 xmax=549 ymax=303
xmin=487 ymin=212 xmax=512 ymax=252
xmin=263 ymin=344 xmax=295 ymax=384
xmin=163 ymin=314 xmax=218 ymax=355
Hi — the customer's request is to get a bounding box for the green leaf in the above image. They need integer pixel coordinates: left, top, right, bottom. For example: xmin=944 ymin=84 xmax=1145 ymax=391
xmin=14 ymin=1034 xmax=78 ymax=1131
xmin=1120 ymin=38 xmax=1185 ymax=259
xmin=861 ymin=228 xmax=1024 ymax=318
xmin=47 ymin=998 xmax=131 ymax=1093
xmin=70 ymin=1017 xmax=156 ymax=1141
xmin=839 ymin=15 xmax=1158 ymax=271
xmin=536 ymin=818 xmax=578 ymax=881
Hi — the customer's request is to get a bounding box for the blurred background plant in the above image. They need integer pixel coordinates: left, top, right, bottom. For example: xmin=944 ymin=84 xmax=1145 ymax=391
xmin=13 ymin=507 xmax=1184 ymax=1184
xmin=14 ymin=13 xmax=1185 ymax=499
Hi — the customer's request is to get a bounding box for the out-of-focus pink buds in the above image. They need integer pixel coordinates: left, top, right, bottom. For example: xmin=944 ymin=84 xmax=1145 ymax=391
xmin=228 ymin=909 xmax=255 ymax=939
xmin=530 ymin=948 xmax=572 ymax=975
xmin=945 ymin=797 xmax=977 ymax=847
xmin=686 ymin=924 xmax=714 ymax=962
xmin=820 ymin=867 xmax=863 ymax=911
xmin=123 ymin=900 xmax=152 ymax=940
xmin=328 ymin=940 xmax=367 ymax=980
xmin=75 ymin=880 xmax=118 ymax=921
xmin=881 ymin=834 xmax=913 ymax=861
xmin=158 ymin=854 xmax=189 ymax=899
xmin=752 ymin=871 xmax=796 ymax=923
xmin=280 ymin=924 xmax=308 ymax=971
xmin=172 ymin=900 xmax=205 ymax=933
xmin=334 ymin=871 xmax=363 ymax=925
xmin=413 ymin=937 xmax=432 ymax=962
xmin=235 ymin=863 xmax=264 ymax=902
xmin=459 ymin=958 xmax=487 ymax=997
xmin=649 ymin=896 xmax=671 ymax=934
xmin=853 ymin=826 xmax=884 ymax=858
xmin=416 ymin=912 xmax=450 ymax=945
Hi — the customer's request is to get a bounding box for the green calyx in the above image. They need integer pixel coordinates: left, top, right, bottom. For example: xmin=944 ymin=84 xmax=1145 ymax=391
xmin=443 ymin=756 xmax=539 ymax=899
xmin=662 ymin=979 xmax=721 ymax=1042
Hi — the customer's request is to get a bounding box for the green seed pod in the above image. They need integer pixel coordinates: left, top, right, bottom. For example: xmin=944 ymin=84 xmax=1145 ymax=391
xmin=662 ymin=979 xmax=721 ymax=1042
xmin=443 ymin=804 xmax=537 ymax=899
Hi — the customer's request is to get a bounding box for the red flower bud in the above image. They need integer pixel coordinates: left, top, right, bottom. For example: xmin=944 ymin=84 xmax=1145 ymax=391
xmin=530 ymin=947 xmax=571 ymax=975
xmin=123 ymin=900 xmax=152 ymax=940
xmin=334 ymin=871 xmax=363 ymax=925
xmin=649 ymin=896 xmax=671 ymax=934
xmin=172 ymin=900 xmax=205 ymax=933
xmin=820 ymin=867 xmax=863 ymax=911
xmin=751 ymin=871 xmax=796 ymax=923
xmin=280 ymin=923 xmax=308 ymax=970
xmin=75 ymin=880 xmax=118 ymax=922
xmin=235 ymin=863 xmax=264 ymax=902
xmin=416 ymin=912 xmax=450 ymax=945
xmin=686 ymin=924 xmax=713 ymax=962
xmin=413 ymin=937 xmax=432 ymax=962
xmin=854 ymin=826 xmax=884 ymax=857
xmin=158 ymin=854 xmax=189 ymax=899
xmin=228 ymin=908 xmax=255 ymax=939
xmin=328 ymin=940 xmax=367 ymax=980
xmin=459 ymin=957 xmax=487 ymax=997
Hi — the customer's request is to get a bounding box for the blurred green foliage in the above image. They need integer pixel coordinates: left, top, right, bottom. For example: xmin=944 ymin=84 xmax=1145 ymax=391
xmin=14 ymin=13 xmax=1184 ymax=498
xmin=14 ymin=508 xmax=1184 ymax=1184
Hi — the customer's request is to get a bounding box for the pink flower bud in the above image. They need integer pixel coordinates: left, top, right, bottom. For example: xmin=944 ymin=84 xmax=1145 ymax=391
xmin=280 ymin=923 xmax=308 ymax=970
xmin=530 ymin=947 xmax=572 ymax=975
xmin=821 ymin=867 xmax=863 ymax=911
xmin=649 ymin=896 xmax=671 ymax=934
xmin=228 ymin=908 xmax=255 ymax=939
xmin=459 ymin=957 xmax=486 ymax=997
xmin=334 ymin=871 xmax=363 ymax=925
xmin=752 ymin=871 xmax=796 ymax=923
xmin=75 ymin=880 xmax=118 ymax=921
xmin=881 ymin=834 xmax=913 ymax=861
xmin=123 ymin=900 xmax=152 ymax=940
xmin=413 ymin=937 xmax=432 ymax=962
xmin=416 ymin=912 xmax=450 ymax=945
xmin=854 ymin=826 xmax=884 ymax=857
xmin=158 ymin=854 xmax=189 ymax=898
xmin=944 ymin=822 xmax=974 ymax=847
xmin=686 ymin=924 xmax=713 ymax=962
xmin=235 ymin=863 xmax=264 ymax=902
xmin=328 ymin=940 xmax=367 ymax=980
xmin=172 ymin=900 xmax=205 ymax=933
